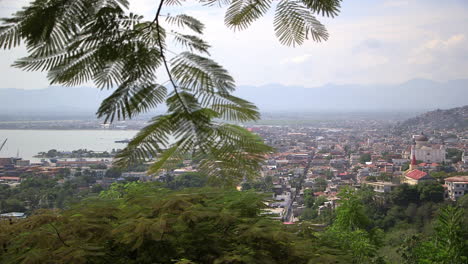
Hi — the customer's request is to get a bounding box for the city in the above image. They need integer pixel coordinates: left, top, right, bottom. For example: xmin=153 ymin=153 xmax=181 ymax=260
xmin=1 ymin=0 xmax=467 ymax=263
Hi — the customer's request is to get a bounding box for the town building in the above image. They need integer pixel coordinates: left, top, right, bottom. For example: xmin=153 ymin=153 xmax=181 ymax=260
xmin=364 ymin=181 xmax=398 ymax=193
xmin=403 ymin=134 xmax=445 ymax=163
xmin=445 ymin=176 xmax=468 ymax=201
xmin=402 ymin=150 xmax=435 ymax=185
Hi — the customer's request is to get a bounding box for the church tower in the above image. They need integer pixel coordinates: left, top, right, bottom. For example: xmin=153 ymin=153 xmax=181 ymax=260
xmin=409 ymin=145 xmax=417 ymax=171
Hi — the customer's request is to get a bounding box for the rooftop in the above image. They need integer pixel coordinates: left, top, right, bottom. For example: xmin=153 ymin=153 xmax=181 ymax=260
xmin=445 ymin=176 xmax=468 ymax=183
xmin=406 ymin=169 xmax=428 ymax=180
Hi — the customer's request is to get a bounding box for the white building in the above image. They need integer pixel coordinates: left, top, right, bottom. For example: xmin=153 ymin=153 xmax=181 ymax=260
xmin=445 ymin=176 xmax=468 ymax=201
xmin=403 ymin=135 xmax=445 ymax=163
xmin=364 ymin=181 xmax=398 ymax=193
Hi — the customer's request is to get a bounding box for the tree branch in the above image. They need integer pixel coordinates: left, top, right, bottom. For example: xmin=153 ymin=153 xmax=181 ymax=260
xmin=153 ymin=0 xmax=191 ymax=115
xmin=49 ymin=223 xmax=70 ymax=247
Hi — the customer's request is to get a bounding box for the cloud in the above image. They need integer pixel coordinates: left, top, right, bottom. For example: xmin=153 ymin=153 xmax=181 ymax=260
xmin=408 ymin=34 xmax=467 ymax=65
xmin=0 ymin=0 xmax=468 ymax=89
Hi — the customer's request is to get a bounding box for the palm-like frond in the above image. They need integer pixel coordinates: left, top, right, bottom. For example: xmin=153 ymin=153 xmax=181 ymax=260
xmin=301 ymin=0 xmax=342 ymax=17
xmin=197 ymin=124 xmax=274 ymax=184
xmin=171 ymin=31 xmax=211 ymax=55
xmin=1 ymin=0 xmax=340 ymax=185
xmin=0 ymin=17 xmax=22 ymax=49
xmin=97 ymin=82 xmax=168 ymax=123
xmin=171 ymin=52 xmax=235 ymax=95
xmin=225 ymin=0 xmax=272 ymax=30
xmin=165 ymin=14 xmax=204 ymax=34
xmin=199 ymin=0 xmax=232 ymax=7
xmin=274 ymin=0 xmax=329 ymax=46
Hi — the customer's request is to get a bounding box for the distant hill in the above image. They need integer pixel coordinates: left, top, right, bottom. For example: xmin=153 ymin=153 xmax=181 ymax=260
xmin=234 ymin=79 xmax=468 ymax=111
xmin=398 ymin=105 xmax=468 ymax=130
xmin=0 ymin=79 xmax=467 ymax=118
xmin=0 ymin=86 xmax=111 ymax=117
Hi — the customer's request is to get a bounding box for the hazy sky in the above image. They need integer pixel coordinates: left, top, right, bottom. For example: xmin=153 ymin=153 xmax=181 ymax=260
xmin=1 ymin=0 xmax=467 ymax=89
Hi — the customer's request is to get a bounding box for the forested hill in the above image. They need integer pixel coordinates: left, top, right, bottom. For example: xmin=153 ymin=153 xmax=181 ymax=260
xmin=398 ymin=105 xmax=468 ymax=130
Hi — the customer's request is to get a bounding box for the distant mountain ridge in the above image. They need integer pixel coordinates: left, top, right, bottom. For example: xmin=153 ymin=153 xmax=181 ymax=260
xmin=398 ymin=105 xmax=468 ymax=130
xmin=234 ymin=79 xmax=468 ymax=111
xmin=0 ymin=86 xmax=111 ymax=116
xmin=0 ymin=79 xmax=467 ymax=117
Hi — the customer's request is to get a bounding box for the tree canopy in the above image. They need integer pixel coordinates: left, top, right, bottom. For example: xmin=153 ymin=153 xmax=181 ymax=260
xmin=0 ymin=183 xmax=352 ymax=264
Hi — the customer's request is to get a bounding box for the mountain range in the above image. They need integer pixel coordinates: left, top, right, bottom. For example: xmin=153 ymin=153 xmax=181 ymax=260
xmin=0 ymin=79 xmax=467 ymax=118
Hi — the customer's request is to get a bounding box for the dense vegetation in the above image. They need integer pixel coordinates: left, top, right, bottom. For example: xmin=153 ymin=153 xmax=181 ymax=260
xmin=0 ymin=170 xmax=100 ymax=213
xmin=1 ymin=0 xmax=467 ymax=263
xmin=2 ymin=179 xmax=467 ymax=263
xmin=0 ymin=183 xmax=352 ymax=264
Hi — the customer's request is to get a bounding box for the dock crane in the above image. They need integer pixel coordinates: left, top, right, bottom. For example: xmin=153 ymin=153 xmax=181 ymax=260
xmin=0 ymin=138 xmax=7 ymax=153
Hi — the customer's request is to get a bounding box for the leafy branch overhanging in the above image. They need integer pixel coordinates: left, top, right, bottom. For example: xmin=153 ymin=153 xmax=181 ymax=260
xmin=0 ymin=0 xmax=341 ymax=185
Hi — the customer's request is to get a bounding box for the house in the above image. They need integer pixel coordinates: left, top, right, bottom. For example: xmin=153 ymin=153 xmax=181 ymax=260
xmin=403 ymin=148 xmax=435 ymax=185
xmin=0 ymin=176 xmax=21 ymax=183
xmin=364 ymin=181 xmax=398 ymax=193
xmin=445 ymin=176 xmax=468 ymax=201
xmin=403 ymin=169 xmax=434 ymax=185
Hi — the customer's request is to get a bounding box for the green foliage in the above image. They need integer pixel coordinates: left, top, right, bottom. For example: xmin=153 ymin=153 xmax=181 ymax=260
xmin=300 ymin=207 xmax=318 ymax=220
xmin=332 ymin=188 xmax=371 ymax=231
xmin=397 ymin=234 xmax=424 ymax=264
xmin=431 ymin=170 xmax=467 ymax=182
xmin=224 ymin=0 xmax=339 ymax=46
xmin=274 ymin=0 xmax=329 ymax=46
xmin=326 ymin=187 xmax=383 ymax=263
xmin=397 ymin=206 xmax=468 ymax=264
xmin=427 ymin=205 xmax=467 ymax=263
xmin=313 ymin=195 xmax=328 ymax=209
xmin=0 ymin=184 xmax=351 ymax=263
xmin=0 ymin=0 xmax=340 ymax=185
xmin=304 ymin=189 xmax=316 ymax=208
xmin=241 ymin=175 xmax=274 ymax=192
xmin=105 ymin=167 xmax=123 ymax=178
xmin=446 ymin=148 xmax=463 ymax=163
xmin=0 ymin=172 xmax=111 ymax=214
xmin=417 ymin=182 xmax=444 ymax=203
xmin=391 ymin=184 xmax=419 ymax=206
xmin=309 ymin=178 xmax=327 ymax=193
xmin=359 ymin=153 xmax=371 ymax=163
xmin=165 ymin=172 xmax=207 ymax=190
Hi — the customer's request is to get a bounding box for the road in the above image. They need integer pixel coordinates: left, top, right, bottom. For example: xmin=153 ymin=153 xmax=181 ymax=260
xmin=282 ymin=152 xmax=313 ymax=222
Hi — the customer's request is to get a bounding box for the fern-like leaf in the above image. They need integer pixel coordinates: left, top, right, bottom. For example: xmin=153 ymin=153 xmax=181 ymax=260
xmin=165 ymin=14 xmax=204 ymax=34
xmin=274 ymin=0 xmax=328 ymax=46
xmin=225 ymin=0 xmax=272 ymax=30
xmin=301 ymin=0 xmax=342 ymax=17
xmin=171 ymin=31 xmax=211 ymax=55
xmin=97 ymin=82 xmax=168 ymax=123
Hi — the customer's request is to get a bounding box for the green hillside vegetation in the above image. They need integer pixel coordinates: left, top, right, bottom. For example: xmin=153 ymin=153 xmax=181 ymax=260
xmin=0 ymin=183 xmax=352 ymax=264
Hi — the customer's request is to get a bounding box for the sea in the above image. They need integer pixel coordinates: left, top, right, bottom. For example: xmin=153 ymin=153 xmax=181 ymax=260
xmin=0 ymin=130 xmax=139 ymax=162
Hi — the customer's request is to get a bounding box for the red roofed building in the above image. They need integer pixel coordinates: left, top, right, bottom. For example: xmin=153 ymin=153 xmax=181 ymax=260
xmin=445 ymin=176 xmax=468 ymax=201
xmin=0 ymin=176 xmax=21 ymax=183
xmin=403 ymin=169 xmax=434 ymax=185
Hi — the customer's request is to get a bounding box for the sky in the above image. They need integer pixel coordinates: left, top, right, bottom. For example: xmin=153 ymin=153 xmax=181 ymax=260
xmin=0 ymin=0 xmax=468 ymax=89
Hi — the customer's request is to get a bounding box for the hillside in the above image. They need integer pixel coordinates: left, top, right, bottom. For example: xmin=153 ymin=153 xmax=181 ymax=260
xmin=398 ymin=105 xmax=468 ymax=130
